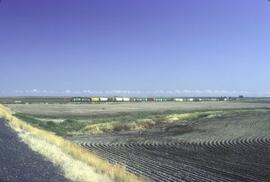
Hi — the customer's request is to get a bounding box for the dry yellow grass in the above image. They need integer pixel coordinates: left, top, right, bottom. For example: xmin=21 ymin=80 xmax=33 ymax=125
xmin=16 ymin=129 xmax=112 ymax=182
xmin=82 ymin=111 xmax=225 ymax=134
xmin=0 ymin=104 xmax=147 ymax=182
xmin=83 ymin=118 xmax=156 ymax=134
xmin=83 ymin=109 xmax=267 ymax=135
xmin=164 ymin=111 xmax=224 ymax=122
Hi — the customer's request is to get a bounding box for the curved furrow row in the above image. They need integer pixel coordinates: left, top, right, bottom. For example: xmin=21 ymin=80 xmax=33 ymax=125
xmin=84 ymin=142 xmax=226 ymax=182
xmin=143 ymin=143 xmax=266 ymax=181
xmin=123 ymin=143 xmax=230 ymax=182
xmin=101 ymin=144 xmax=212 ymax=182
xmin=129 ymin=144 xmax=242 ymax=182
xmin=79 ymin=137 xmax=270 ymax=182
xmin=140 ymin=142 xmax=265 ymax=182
xmin=84 ymin=143 xmax=179 ymax=182
xmin=84 ymin=143 xmax=181 ymax=182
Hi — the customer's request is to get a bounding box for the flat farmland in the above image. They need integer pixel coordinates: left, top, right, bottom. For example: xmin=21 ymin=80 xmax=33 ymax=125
xmin=7 ymin=101 xmax=270 ymax=117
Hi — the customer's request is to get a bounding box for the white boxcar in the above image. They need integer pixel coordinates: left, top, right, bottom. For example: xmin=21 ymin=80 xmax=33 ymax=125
xmin=115 ymin=97 xmax=123 ymax=102
xmin=123 ymin=97 xmax=130 ymax=102
xmin=174 ymin=98 xmax=184 ymax=102
xmin=100 ymin=97 xmax=108 ymax=102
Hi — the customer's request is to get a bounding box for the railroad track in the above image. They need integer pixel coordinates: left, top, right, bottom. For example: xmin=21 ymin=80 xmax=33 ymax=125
xmin=79 ymin=137 xmax=270 ymax=182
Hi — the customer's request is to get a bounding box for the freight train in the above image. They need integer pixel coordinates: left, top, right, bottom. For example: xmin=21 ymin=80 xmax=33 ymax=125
xmin=71 ymin=96 xmax=232 ymax=103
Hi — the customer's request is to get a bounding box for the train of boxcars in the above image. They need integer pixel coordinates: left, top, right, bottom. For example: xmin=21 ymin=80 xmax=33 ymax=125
xmin=0 ymin=96 xmax=238 ymax=104
xmin=71 ymin=96 xmax=234 ymax=103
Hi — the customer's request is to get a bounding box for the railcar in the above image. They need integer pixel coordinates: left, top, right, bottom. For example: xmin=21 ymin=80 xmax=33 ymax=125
xmin=91 ymin=97 xmax=100 ymax=102
xmin=71 ymin=97 xmax=82 ymax=102
xmin=100 ymin=97 xmax=109 ymax=102
xmin=123 ymin=97 xmax=130 ymax=102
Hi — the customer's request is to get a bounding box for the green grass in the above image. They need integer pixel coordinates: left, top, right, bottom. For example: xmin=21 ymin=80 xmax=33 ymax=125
xmin=14 ymin=113 xmax=87 ymax=136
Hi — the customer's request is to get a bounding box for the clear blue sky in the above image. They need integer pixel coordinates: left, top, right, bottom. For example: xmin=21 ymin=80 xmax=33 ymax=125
xmin=0 ymin=0 xmax=270 ymax=96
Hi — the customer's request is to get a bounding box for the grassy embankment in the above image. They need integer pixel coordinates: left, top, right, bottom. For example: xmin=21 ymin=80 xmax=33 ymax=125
xmin=14 ymin=107 xmax=269 ymax=135
xmin=0 ymin=104 xmax=147 ymax=182
xmin=82 ymin=108 xmax=270 ymax=134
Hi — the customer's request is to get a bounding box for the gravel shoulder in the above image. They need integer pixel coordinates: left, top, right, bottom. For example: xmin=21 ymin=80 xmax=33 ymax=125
xmin=0 ymin=118 xmax=70 ymax=182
